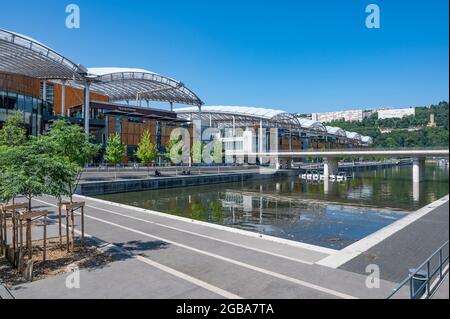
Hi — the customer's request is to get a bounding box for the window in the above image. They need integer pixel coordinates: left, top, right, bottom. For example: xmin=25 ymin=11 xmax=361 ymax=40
xmin=40 ymin=82 xmax=54 ymax=105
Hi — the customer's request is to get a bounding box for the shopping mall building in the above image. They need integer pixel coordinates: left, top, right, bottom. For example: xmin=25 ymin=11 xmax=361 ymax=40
xmin=0 ymin=28 xmax=372 ymax=163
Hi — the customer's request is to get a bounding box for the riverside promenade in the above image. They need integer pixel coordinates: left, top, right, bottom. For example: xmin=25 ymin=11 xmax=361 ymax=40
xmin=4 ymin=191 xmax=448 ymax=299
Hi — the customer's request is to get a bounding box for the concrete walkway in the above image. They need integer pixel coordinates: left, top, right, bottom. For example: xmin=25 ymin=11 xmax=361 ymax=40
xmin=7 ymin=194 xmax=408 ymax=299
xmin=339 ymin=200 xmax=449 ymax=283
xmin=432 ymin=275 xmax=449 ymax=299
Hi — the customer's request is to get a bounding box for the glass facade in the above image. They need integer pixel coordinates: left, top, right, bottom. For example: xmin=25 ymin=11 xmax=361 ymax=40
xmin=0 ymin=90 xmax=52 ymax=135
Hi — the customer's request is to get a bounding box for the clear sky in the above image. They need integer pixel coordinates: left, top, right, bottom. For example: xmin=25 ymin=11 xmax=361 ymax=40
xmin=1 ymin=0 xmax=448 ymax=113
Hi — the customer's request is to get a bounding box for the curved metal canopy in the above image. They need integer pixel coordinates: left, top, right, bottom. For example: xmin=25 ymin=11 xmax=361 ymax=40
xmin=175 ymin=105 xmax=301 ymax=129
xmin=361 ymin=136 xmax=374 ymax=145
xmin=297 ymin=118 xmax=327 ymax=132
xmin=87 ymin=68 xmax=203 ymax=106
xmin=0 ymin=29 xmax=203 ymax=107
xmin=0 ymin=29 xmax=85 ymax=80
xmin=326 ymin=126 xmax=347 ymax=137
xmin=346 ymin=131 xmax=362 ymax=141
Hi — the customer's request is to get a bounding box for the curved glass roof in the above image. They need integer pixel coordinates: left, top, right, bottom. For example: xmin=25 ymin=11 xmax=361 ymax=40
xmin=175 ymin=105 xmax=302 ymax=129
xmin=297 ymin=118 xmax=327 ymax=132
xmin=326 ymin=126 xmax=347 ymax=137
xmin=0 ymin=29 xmax=203 ymax=107
xmin=346 ymin=131 xmax=362 ymax=141
xmin=361 ymin=136 xmax=374 ymax=144
xmin=176 ymin=105 xmax=286 ymax=119
xmin=175 ymin=106 xmax=376 ymax=142
xmin=0 ymin=29 xmax=84 ymax=80
xmin=86 ymin=68 xmax=203 ymax=106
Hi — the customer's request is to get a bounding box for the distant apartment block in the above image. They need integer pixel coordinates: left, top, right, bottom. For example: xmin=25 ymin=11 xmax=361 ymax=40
xmin=377 ymin=107 xmax=415 ymax=119
xmin=312 ymin=107 xmax=417 ymax=123
xmin=312 ymin=109 xmax=365 ymax=123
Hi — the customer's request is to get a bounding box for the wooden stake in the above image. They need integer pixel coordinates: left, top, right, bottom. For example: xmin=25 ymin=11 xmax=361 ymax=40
xmin=66 ymin=207 xmax=70 ymax=253
xmin=0 ymin=208 xmax=3 ymax=255
xmin=26 ymin=218 xmax=32 ymax=259
xmin=81 ymin=205 xmax=85 ymax=246
xmin=19 ymin=219 xmax=23 ymax=271
xmin=12 ymin=213 xmax=16 ymax=260
xmin=58 ymin=203 xmax=62 ymax=248
xmin=3 ymin=210 xmax=7 ymax=257
xmin=43 ymin=214 xmax=47 ymax=262
xmin=71 ymin=209 xmax=75 ymax=253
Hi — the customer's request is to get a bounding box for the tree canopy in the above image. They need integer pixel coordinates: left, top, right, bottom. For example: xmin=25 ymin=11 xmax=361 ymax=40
xmin=135 ymin=129 xmax=158 ymax=169
xmin=325 ymin=102 xmax=449 ymax=148
xmin=104 ymin=133 xmax=124 ymax=166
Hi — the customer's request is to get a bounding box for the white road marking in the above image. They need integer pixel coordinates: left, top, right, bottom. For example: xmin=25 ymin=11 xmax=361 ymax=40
xmin=75 ymin=194 xmax=337 ymax=255
xmin=35 ymin=198 xmax=357 ymax=299
xmin=44 ymin=205 xmax=241 ymax=299
xmin=317 ymin=195 xmax=449 ymax=269
xmin=84 ymin=203 xmax=314 ymax=265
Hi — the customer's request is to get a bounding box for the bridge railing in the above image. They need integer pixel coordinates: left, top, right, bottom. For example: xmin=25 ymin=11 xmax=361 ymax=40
xmin=387 ymin=240 xmax=449 ymax=299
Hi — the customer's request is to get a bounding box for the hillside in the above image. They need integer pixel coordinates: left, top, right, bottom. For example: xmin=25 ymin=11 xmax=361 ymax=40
xmin=325 ymin=101 xmax=449 ymax=148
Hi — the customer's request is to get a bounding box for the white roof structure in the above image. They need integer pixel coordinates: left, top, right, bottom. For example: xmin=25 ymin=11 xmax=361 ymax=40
xmin=361 ymin=136 xmax=374 ymax=145
xmin=175 ymin=106 xmax=365 ymax=141
xmin=0 ymin=28 xmax=85 ymax=80
xmin=346 ymin=131 xmax=362 ymax=141
xmin=297 ymin=118 xmax=327 ymax=132
xmin=0 ymin=29 xmax=203 ymax=106
xmin=326 ymin=126 xmax=347 ymax=137
xmin=175 ymin=105 xmax=301 ymax=129
xmin=176 ymin=105 xmax=285 ymax=119
xmin=86 ymin=68 xmax=203 ymax=106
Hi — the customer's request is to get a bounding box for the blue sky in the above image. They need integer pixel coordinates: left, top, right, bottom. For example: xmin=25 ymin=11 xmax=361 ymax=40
xmin=1 ymin=0 xmax=448 ymax=113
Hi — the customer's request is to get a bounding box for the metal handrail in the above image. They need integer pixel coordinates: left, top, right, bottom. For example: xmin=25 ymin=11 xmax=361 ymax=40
xmin=387 ymin=240 xmax=449 ymax=299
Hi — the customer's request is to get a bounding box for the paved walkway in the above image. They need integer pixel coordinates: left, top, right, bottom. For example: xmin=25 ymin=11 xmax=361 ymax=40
xmin=7 ymin=195 xmax=407 ymax=299
xmin=432 ymin=275 xmax=449 ymax=299
xmin=339 ymin=200 xmax=449 ymax=283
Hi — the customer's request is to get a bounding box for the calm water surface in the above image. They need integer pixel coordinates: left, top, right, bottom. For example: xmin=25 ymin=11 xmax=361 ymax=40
xmin=97 ymin=164 xmax=449 ymax=249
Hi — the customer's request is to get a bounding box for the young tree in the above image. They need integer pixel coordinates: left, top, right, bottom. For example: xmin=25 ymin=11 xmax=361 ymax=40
xmin=0 ymin=111 xmax=27 ymax=147
xmin=0 ymin=146 xmax=22 ymax=205
xmin=211 ymin=139 xmax=223 ymax=164
xmin=191 ymin=140 xmax=204 ymax=164
xmin=135 ymin=129 xmax=158 ymax=175
xmin=0 ymin=112 xmax=28 ymax=205
xmin=104 ymin=133 xmax=124 ymax=179
xmin=37 ymin=120 xmax=100 ymax=203
xmin=164 ymin=135 xmax=188 ymax=164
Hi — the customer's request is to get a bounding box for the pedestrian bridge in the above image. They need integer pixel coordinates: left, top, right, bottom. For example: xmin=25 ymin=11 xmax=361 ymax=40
xmin=225 ymin=148 xmax=449 ymax=183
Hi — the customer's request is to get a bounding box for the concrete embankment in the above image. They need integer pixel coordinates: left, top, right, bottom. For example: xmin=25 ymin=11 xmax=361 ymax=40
xmin=76 ymin=169 xmax=299 ymax=196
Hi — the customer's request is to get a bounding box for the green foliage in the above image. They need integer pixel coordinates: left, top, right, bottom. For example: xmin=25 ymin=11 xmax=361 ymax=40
xmin=36 ymin=120 xmax=100 ymax=201
xmin=211 ymin=139 xmax=223 ymax=164
xmin=104 ymin=133 xmax=124 ymax=166
xmin=376 ymin=127 xmax=449 ymax=148
xmin=43 ymin=120 xmax=100 ymax=168
xmin=0 ymin=119 xmax=98 ymax=205
xmin=135 ymin=129 xmax=158 ymax=168
xmin=210 ymin=200 xmax=223 ymax=223
xmin=191 ymin=140 xmax=204 ymax=163
xmin=165 ymin=135 xmax=189 ymax=164
xmin=164 ymin=135 xmax=181 ymax=158
xmin=0 ymin=111 xmax=27 ymax=147
xmin=325 ymin=102 xmax=449 ymax=148
xmin=0 ymin=142 xmax=78 ymax=205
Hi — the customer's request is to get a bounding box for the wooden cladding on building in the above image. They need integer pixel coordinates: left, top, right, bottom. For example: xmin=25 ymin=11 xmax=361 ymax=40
xmin=107 ymin=117 xmax=179 ymax=148
xmin=0 ymin=72 xmax=40 ymax=97
xmin=0 ymin=71 xmax=109 ymax=115
xmin=52 ymin=83 xmax=109 ymax=116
